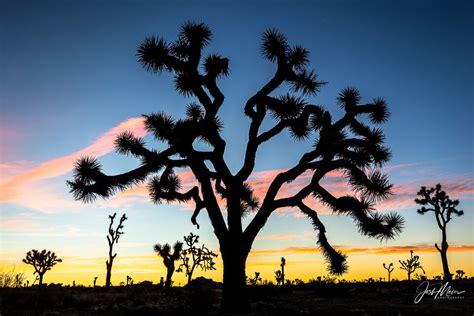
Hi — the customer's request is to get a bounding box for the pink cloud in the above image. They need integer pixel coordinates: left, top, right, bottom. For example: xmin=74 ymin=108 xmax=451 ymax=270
xmin=0 ymin=117 xmax=146 ymax=202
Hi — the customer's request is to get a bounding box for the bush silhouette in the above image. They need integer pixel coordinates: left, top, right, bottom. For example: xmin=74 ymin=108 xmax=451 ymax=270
xmin=415 ymin=184 xmax=464 ymax=281
xmin=22 ymin=249 xmax=62 ymax=286
xmin=68 ymin=22 xmax=404 ymax=311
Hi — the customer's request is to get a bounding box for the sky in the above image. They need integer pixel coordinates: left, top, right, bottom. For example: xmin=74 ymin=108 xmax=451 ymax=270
xmin=1 ymin=0 xmax=473 ymax=286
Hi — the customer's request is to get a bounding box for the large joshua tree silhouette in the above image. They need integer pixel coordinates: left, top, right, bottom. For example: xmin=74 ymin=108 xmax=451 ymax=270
xmin=105 ymin=212 xmax=127 ymax=287
xmin=154 ymin=241 xmax=183 ymax=290
xmin=415 ymin=184 xmax=464 ymax=281
xmin=22 ymin=249 xmax=62 ymax=286
xmin=67 ymin=22 xmax=404 ymax=311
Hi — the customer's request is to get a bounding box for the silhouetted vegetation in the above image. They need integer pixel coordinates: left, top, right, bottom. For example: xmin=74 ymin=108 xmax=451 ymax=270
xmin=399 ymin=250 xmax=425 ymax=280
xmin=455 ymin=269 xmax=466 ymax=280
xmin=67 ymin=21 xmax=405 ymax=311
xmin=274 ymin=257 xmax=286 ymax=285
xmin=177 ymin=232 xmax=218 ymax=284
xmin=0 ymin=269 xmax=25 ymax=288
xmin=415 ymin=184 xmax=464 ymax=281
xmin=105 ymin=212 xmax=127 ymax=288
xmin=22 ymin=249 xmax=62 ymax=286
xmin=248 ymin=272 xmax=262 ymax=285
xmin=2 ymin=277 xmax=472 ymax=315
xmin=382 ymin=262 xmax=394 ymax=281
xmin=154 ymin=241 xmax=182 ymax=290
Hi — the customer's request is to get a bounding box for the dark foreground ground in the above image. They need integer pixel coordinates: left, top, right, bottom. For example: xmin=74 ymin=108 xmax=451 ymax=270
xmin=1 ymin=278 xmax=473 ymax=315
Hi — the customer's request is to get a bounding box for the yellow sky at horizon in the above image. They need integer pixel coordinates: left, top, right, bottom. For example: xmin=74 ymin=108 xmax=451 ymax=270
xmin=2 ymin=247 xmax=472 ymax=286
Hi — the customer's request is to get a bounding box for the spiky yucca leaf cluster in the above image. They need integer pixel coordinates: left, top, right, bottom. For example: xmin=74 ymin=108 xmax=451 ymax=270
xmin=154 ymin=241 xmax=183 ymax=273
xmin=261 ymin=29 xmax=325 ymax=96
xmin=299 ymin=203 xmax=347 ymax=274
xmin=148 ymin=170 xmax=186 ymax=204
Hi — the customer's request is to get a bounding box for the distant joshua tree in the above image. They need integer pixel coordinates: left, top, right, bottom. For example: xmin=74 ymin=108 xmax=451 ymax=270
xmin=154 ymin=241 xmax=183 ymax=290
xmin=22 ymin=249 xmax=62 ymax=286
xmin=248 ymin=272 xmax=262 ymax=285
xmin=274 ymin=270 xmax=283 ymax=285
xmin=382 ymin=262 xmax=394 ymax=281
xmin=399 ymin=250 xmax=425 ymax=280
xmin=67 ymin=22 xmax=404 ymax=312
xmin=415 ymin=184 xmax=464 ymax=281
xmin=455 ymin=269 xmax=465 ymax=280
xmin=105 ymin=212 xmax=127 ymax=288
xmin=93 ymin=276 xmax=98 ymax=287
xmin=126 ymin=275 xmax=133 ymax=285
xmin=279 ymin=257 xmax=286 ymax=285
xmin=177 ymin=232 xmax=218 ymax=284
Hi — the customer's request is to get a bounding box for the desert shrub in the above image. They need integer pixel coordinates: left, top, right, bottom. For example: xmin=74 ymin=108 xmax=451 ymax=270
xmin=186 ymin=277 xmax=219 ymax=312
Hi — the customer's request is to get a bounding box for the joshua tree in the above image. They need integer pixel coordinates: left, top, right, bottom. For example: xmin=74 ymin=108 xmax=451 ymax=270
xmin=93 ymin=276 xmax=98 ymax=287
xmin=248 ymin=272 xmax=262 ymax=285
xmin=399 ymin=250 xmax=425 ymax=280
xmin=67 ymin=22 xmax=404 ymax=311
xmin=415 ymin=184 xmax=463 ymax=281
xmin=154 ymin=241 xmax=183 ymax=290
xmin=382 ymin=262 xmax=394 ymax=281
xmin=177 ymin=232 xmax=218 ymax=284
xmin=126 ymin=275 xmax=133 ymax=285
xmin=455 ymin=269 xmax=465 ymax=280
xmin=274 ymin=257 xmax=286 ymax=286
xmin=105 ymin=212 xmax=127 ymax=287
xmin=274 ymin=270 xmax=283 ymax=285
xmin=22 ymin=249 xmax=62 ymax=286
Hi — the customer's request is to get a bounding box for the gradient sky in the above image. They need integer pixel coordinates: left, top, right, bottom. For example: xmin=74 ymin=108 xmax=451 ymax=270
xmin=1 ymin=0 xmax=473 ymax=286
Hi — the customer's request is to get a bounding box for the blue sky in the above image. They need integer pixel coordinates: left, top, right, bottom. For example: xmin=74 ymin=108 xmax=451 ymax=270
xmin=1 ymin=0 xmax=472 ymax=284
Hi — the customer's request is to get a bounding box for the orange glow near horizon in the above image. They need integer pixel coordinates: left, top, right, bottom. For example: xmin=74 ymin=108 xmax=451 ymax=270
xmin=2 ymin=246 xmax=472 ymax=286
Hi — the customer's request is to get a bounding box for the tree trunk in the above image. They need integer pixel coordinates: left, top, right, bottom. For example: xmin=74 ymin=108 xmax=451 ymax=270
xmin=281 ymin=264 xmax=285 ymax=285
xmin=388 ymin=272 xmax=391 ymax=282
xmin=440 ymin=248 xmax=451 ymax=281
xmin=440 ymin=229 xmax=451 ymax=281
xmin=220 ymin=242 xmax=249 ymax=312
xmin=165 ymin=264 xmax=174 ymax=290
xmin=38 ymin=273 xmax=44 ymax=286
xmin=105 ymin=260 xmax=112 ymax=287
xmin=407 ymin=271 xmax=411 ymax=281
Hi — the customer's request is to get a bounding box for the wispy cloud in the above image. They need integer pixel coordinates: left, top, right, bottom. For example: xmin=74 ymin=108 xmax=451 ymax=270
xmin=0 ymin=117 xmax=146 ymax=211
xmin=1 ymin=116 xmax=472 ymax=217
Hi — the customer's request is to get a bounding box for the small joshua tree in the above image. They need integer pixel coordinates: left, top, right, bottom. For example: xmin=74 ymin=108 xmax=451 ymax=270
xmin=455 ymin=269 xmax=465 ymax=280
xmin=248 ymin=272 xmax=261 ymax=285
xmin=382 ymin=262 xmax=394 ymax=282
xmin=399 ymin=250 xmax=425 ymax=280
xmin=415 ymin=184 xmax=464 ymax=281
xmin=279 ymin=257 xmax=286 ymax=285
xmin=126 ymin=275 xmax=133 ymax=285
xmin=274 ymin=270 xmax=283 ymax=285
xmin=154 ymin=241 xmax=183 ymax=290
xmin=22 ymin=249 xmax=62 ymax=286
xmin=93 ymin=276 xmax=98 ymax=287
xmin=177 ymin=232 xmax=218 ymax=284
xmin=105 ymin=212 xmax=127 ymax=288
